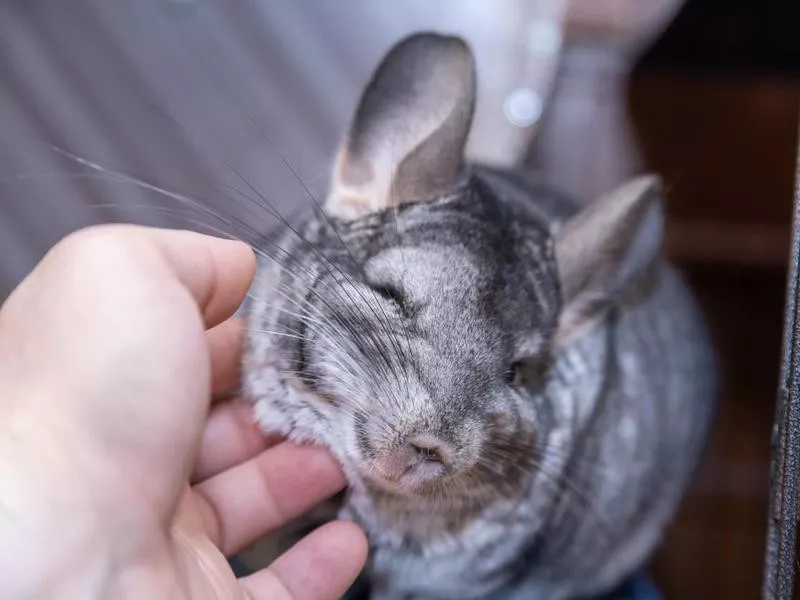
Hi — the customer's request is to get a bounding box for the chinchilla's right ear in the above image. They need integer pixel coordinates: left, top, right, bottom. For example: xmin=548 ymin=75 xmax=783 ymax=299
xmin=325 ymin=32 xmax=476 ymax=220
xmin=554 ymin=175 xmax=665 ymax=345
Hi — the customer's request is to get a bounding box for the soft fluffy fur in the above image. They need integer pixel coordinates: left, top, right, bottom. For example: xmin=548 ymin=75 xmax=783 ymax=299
xmin=243 ymin=33 xmax=716 ymax=600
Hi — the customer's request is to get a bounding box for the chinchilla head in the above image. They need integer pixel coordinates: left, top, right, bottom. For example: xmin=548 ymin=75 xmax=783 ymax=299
xmin=246 ymin=33 xmax=664 ymax=513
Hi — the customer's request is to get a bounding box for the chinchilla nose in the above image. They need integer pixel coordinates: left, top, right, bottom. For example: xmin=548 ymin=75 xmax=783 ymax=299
xmin=378 ymin=434 xmax=454 ymax=483
xmin=408 ymin=433 xmax=453 ymax=467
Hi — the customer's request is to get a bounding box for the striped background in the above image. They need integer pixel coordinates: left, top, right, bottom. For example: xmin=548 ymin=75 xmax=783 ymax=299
xmin=0 ymin=0 xmax=571 ymax=299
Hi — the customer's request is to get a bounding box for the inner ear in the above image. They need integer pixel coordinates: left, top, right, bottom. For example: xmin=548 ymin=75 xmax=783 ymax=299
xmin=325 ymin=32 xmax=476 ymax=220
xmin=554 ymin=175 xmax=664 ymax=345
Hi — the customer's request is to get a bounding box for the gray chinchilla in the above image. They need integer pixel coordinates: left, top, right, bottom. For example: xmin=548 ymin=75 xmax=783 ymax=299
xmin=243 ymin=32 xmax=716 ymax=600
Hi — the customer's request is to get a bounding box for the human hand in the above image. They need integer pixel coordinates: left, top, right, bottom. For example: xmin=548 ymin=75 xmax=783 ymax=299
xmin=0 ymin=225 xmax=367 ymax=599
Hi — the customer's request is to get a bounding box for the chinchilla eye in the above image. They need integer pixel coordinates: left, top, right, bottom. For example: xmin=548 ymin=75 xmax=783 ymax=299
xmin=372 ymin=284 xmax=405 ymax=307
xmin=505 ymin=362 xmax=523 ymax=387
xmin=371 ymin=283 xmax=416 ymax=318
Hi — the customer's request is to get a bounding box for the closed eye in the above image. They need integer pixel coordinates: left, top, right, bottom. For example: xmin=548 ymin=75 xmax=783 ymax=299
xmin=371 ymin=284 xmax=407 ymax=312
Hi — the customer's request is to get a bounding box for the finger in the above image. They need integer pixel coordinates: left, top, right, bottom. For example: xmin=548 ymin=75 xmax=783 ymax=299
xmin=0 ymin=225 xmax=257 ymax=517
xmin=140 ymin=227 xmax=256 ymax=327
xmin=34 ymin=224 xmax=256 ymax=329
xmin=192 ymin=397 xmax=281 ymax=483
xmin=239 ymin=521 xmax=368 ymax=600
xmin=193 ymin=442 xmax=346 ymax=555
xmin=207 ymin=317 xmax=246 ymax=395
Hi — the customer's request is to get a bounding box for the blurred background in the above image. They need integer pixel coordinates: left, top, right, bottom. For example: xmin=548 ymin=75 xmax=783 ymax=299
xmin=1 ymin=0 xmax=799 ymax=598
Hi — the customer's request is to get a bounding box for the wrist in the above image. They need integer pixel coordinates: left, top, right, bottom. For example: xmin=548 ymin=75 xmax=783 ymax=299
xmin=1 ymin=520 xmax=114 ymax=599
xmin=0 ymin=429 xmax=117 ymax=599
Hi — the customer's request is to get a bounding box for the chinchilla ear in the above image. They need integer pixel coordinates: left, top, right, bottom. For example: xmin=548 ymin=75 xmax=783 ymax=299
xmin=554 ymin=175 xmax=665 ymax=344
xmin=325 ymin=32 xmax=476 ymax=220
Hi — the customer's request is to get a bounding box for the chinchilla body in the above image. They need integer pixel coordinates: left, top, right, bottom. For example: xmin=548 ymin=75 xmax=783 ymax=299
xmin=243 ymin=33 xmax=716 ymax=600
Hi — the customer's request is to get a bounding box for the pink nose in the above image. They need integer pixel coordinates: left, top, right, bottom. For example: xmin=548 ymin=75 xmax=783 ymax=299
xmin=408 ymin=435 xmax=452 ymax=467
xmin=378 ymin=435 xmax=453 ymax=483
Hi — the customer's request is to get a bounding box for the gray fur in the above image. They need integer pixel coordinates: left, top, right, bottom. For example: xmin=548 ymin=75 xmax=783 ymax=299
xmin=243 ymin=32 xmax=716 ymax=600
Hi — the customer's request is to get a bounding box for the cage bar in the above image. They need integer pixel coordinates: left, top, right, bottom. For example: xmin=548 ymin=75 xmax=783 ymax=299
xmin=763 ymin=125 xmax=800 ymax=599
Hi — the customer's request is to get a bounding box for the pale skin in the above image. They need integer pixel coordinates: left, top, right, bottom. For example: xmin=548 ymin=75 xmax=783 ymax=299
xmin=0 ymin=225 xmax=368 ymax=599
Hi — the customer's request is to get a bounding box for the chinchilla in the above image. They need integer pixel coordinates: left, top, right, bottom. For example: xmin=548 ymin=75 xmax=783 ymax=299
xmin=243 ymin=32 xmax=716 ymax=600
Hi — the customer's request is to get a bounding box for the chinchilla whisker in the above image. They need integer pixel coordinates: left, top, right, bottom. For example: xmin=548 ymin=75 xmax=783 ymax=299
xmin=355 ymin=293 xmax=409 ymax=361
xmin=79 ymin=74 xmax=297 ymax=236
xmin=537 ymin=446 xmax=623 ymax=477
xmin=253 ymin=308 xmax=358 ymax=366
xmin=261 ymin=278 xmax=393 ymax=382
xmin=265 ymin=351 xmax=363 ymax=388
xmin=45 ymin=145 xmax=298 ymax=251
xmin=219 ymin=163 xmax=359 ymax=288
xmin=319 ymin=297 xmax=399 ymax=384
xmin=365 ymin=285 xmax=414 ymax=378
xmin=0 ymin=168 xmax=260 ymax=247
xmin=258 ymin=335 xmax=363 ymax=385
xmin=334 ymin=274 xmax=412 ymax=380
xmin=531 ymin=461 xmax=615 ymax=541
xmin=0 ymin=170 xmax=133 ymax=185
xmin=0 ymin=170 xmax=270 ymax=249
xmin=291 ymin=262 xmax=401 ymax=375
xmin=49 ymin=145 xmax=243 ymax=227
xmin=222 ymin=166 xmax=405 ymax=370
xmin=257 ymin=280 xmax=375 ymax=370
xmin=137 ymin=44 xmax=364 ymax=286
xmin=46 ymin=146 xmax=370 ymax=294
xmin=185 ymin=48 xmax=367 ymax=284
xmin=245 ymin=328 xmax=309 ymax=341
xmin=363 ymin=287 xmax=413 ymax=368
xmin=307 ymin=265 xmax=407 ymax=379
xmin=237 ymin=321 xmax=309 ymax=340
xmin=249 ymin=246 xmax=382 ymax=336
xmin=256 ymin=278 xmax=400 ymax=391
xmin=82 ymin=202 xmax=252 ymax=240
xmin=252 ymin=250 xmax=325 ymax=293
xmin=351 ymin=408 xmax=395 ymax=440
xmin=387 ymin=128 xmax=418 ymax=370
xmin=264 ymin=264 xmax=380 ymax=336
xmin=79 ymin=204 xmax=320 ymax=316
xmin=255 ymin=301 xmax=334 ymax=336
xmin=268 ymin=146 xmax=363 ymax=269
xmin=534 ymin=437 xmax=626 ymax=476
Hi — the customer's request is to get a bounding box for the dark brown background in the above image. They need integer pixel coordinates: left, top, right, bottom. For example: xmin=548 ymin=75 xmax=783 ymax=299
xmin=2 ymin=1 xmax=799 ymax=598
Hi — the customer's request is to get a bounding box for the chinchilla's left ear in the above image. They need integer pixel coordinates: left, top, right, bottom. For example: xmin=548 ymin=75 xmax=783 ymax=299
xmin=554 ymin=175 xmax=664 ymax=344
xmin=325 ymin=32 xmax=476 ymax=220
